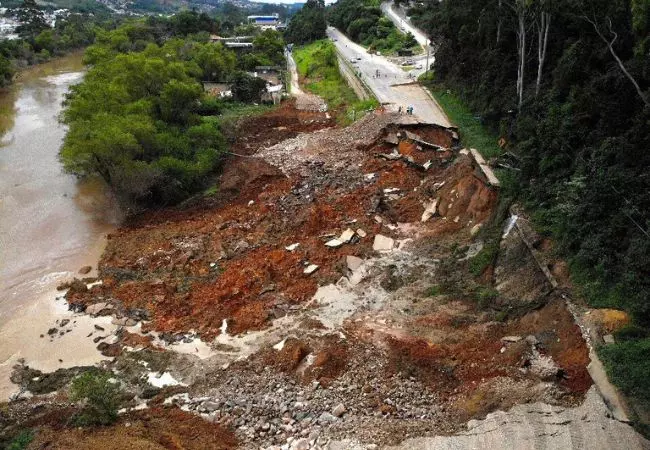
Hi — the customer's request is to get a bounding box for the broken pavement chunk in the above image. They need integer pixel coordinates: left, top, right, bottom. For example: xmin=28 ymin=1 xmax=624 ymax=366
xmin=421 ymin=199 xmax=438 ymax=222
xmin=373 ymin=234 xmax=395 ymax=252
xmin=346 ymin=255 xmax=364 ymax=272
xmin=285 ymin=243 xmax=300 ymax=251
xmin=304 ymin=264 xmax=319 ymax=275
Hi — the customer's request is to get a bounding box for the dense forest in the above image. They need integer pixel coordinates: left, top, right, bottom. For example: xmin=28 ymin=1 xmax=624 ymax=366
xmin=284 ymin=0 xmax=327 ymax=45
xmin=59 ymin=15 xmax=285 ymax=209
xmin=328 ymin=0 xmax=418 ymax=54
xmin=410 ymin=0 xmax=650 ymax=415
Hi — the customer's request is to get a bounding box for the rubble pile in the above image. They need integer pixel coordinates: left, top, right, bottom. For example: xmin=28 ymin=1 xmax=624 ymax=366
xmin=32 ymin=103 xmax=618 ymax=448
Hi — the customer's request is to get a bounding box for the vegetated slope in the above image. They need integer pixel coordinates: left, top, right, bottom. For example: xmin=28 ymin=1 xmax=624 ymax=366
xmin=411 ymin=0 xmax=650 ymax=423
xmin=58 ymin=18 xmax=286 ymax=210
xmin=293 ymin=39 xmax=377 ymax=121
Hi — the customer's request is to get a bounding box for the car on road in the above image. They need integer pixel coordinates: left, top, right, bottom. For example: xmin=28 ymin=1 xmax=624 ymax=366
xmin=350 ymin=58 xmax=357 ymax=63
xmin=415 ymin=64 xmax=423 ymax=69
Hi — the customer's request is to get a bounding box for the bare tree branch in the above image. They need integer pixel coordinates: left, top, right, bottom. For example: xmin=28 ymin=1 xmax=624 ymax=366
xmin=582 ymin=14 xmax=649 ymax=107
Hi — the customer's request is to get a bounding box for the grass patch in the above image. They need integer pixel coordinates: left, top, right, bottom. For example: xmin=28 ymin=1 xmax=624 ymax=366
xmin=419 ymin=75 xmax=503 ymax=159
xmin=468 ymin=241 xmax=499 ymax=276
xmin=6 ymin=430 xmax=34 ymax=450
xmin=599 ymin=339 xmax=650 ymax=423
xmin=294 ymin=40 xmax=378 ymax=123
xmin=473 ymin=286 xmax=499 ymax=308
xmin=426 ymin=285 xmax=442 ymax=296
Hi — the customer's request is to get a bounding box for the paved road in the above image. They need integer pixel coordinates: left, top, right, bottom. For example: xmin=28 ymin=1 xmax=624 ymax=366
xmin=326 ymin=26 xmax=451 ymax=128
xmin=381 ymin=1 xmax=429 ymax=49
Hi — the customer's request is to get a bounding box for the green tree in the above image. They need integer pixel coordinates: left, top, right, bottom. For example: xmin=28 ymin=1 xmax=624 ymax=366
xmin=15 ymin=0 xmax=50 ymax=41
xmin=230 ymin=71 xmax=267 ymax=103
xmin=191 ymin=42 xmax=236 ymax=81
xmin=284 ymin=0 xmax=327 ymax=45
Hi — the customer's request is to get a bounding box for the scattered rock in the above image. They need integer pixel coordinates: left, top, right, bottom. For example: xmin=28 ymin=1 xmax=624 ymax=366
xmin=470 ymin=223 xmax=483 ymax=236
xmin=47 ymin=328 xmax=58 ymax=336
xmin=112 ymin=317 xmax=138 ymax=327
xmin=78 ymin=265 xmax=92 ymax=275
xmin=356 ymin=228 xmax=367 ymax=238
xmin=318 ymin=412 xmax=338 ymax=424
xmin=304 ymin=264 xmax=320 ymax=275
xmin=373 ymin=235 xmax=395 ymax=252
xmin=86 ymin=302 xmax=112 ymax=316
xmin=59 ymin=319 xmax=70 ymax=327
xmin=332 ymin=403 xmax=346 ymax=417
xmin=285 ymin=243 xmax=300 ymax=251
xmin=94 ymin=324 xmax=105 ymax=331
xmin=501 ymin=336 xmax=522 ymax=343
xmin=346 ymin=256 xmax=364 ymax=272
xmin=603 ymin=334 xmax=616 ymax=345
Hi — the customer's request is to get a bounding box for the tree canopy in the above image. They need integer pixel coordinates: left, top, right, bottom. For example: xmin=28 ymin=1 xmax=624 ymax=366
xmin=284 ymin=0 xmax=327 ymax=45
xmin=412 ymin=0 xmax=650 ymax=337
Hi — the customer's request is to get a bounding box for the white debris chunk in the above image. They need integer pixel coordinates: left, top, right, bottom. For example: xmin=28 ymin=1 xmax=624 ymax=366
xmin=356 ymin=228 xmax=367 ymax=238
xmin=147 ymin=372 xmax=183 ymax=388
xmin=421 ymin=199 xmax=438 ymax=222
xmin=325 ymin=239 xmax=343 ymax=248
xmin=285 ymin=243 xmax=300 ymax=251
xmin=304 ymin=264 xmax=320 ymax=275
xmin=338 ymin=228 xmax=356 ymax=243
xmin=373 ymin=234 xmax=395 ymax=252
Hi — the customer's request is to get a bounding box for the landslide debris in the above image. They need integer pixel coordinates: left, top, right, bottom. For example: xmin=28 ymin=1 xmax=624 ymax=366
xmin=13 ymin=102 xmax=643 ymax=449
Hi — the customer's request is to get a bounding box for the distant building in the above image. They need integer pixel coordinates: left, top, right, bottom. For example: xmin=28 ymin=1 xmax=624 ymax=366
xmin=247 ymin=14 xmax=283 ymax=30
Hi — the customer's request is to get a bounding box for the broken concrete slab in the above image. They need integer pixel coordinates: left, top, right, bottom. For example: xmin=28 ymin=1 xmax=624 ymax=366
xmin=404 ymin=130 xmax=445 ymax=151
xmin=373 ymin=234 xmax=395 ymax=252
xmin=346 ymin=255 xmax=364 ymax=272
xmin=384 ymin=133 xmax=399 ymax=145
xmin=470 ymin=148 xmax=500 ymax=187
xmin=421 ymin=199 xmax=438 ymax=222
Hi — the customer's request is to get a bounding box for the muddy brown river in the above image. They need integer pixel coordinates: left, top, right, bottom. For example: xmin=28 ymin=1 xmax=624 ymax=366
xmin=0 ymin=54 xmax=121 ymax=400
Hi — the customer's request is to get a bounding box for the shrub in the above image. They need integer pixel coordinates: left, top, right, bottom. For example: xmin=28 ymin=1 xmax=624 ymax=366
xmin=6 ymin=430 xmax=34 ymax=450
xmin=70 ymin=372 xmax=122 ymax=426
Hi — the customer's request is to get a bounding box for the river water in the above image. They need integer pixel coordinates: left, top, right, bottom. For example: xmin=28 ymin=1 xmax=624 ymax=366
xmin=0 ymin=54 xmax=122 ymax=399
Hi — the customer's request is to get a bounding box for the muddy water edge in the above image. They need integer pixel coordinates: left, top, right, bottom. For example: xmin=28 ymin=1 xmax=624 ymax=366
xmin=0 ymin=53 xmax=122 ymax=400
